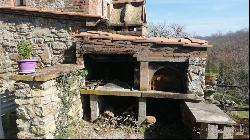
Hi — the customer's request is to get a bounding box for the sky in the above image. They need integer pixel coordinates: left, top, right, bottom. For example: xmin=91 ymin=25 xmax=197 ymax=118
xmin=146 ymin=0 xmax=249 ymax=36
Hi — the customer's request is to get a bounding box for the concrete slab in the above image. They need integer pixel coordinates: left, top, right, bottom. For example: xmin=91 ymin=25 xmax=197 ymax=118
xmin=184 ymin=102 xmax=236 ymax=125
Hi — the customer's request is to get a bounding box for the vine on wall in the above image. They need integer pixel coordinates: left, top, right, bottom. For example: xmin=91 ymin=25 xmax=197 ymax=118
xmin=55 ymin=69 xmax=87 ymax=138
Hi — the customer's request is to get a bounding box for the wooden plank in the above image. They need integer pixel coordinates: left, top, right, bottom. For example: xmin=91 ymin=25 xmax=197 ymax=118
xmin=80 ymin=89 xmax=142 ymax=97
xmin=137 ymin=57 xmax=188 ymax=62
xmin=142 ymin=91 xmax=202 ymax=101
xmin=80 ymin=89 xmax=202 ymax=101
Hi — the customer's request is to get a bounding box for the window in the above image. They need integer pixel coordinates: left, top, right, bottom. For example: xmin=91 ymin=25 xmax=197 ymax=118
xmin=16 ymin=0 xmax=26 ymax=6
xmin=128 ymin=26 xmax=137 ymax=32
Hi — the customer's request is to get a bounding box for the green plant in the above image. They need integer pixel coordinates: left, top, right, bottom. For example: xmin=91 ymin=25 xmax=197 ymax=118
xmin=55 ymin=120 xmax=85 ymax=139
xmin=55 ymin=69 xmax=88 ymax=138
xmin=17 ymin=40 xmax=33 ymax=60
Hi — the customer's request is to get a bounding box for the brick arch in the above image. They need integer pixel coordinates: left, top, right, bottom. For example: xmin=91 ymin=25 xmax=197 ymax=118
xmin=151 ymin=66 xmax=186 ymax=92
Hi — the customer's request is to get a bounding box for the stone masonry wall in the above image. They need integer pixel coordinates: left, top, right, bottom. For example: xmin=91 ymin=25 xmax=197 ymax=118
xmin=26 ymin=0 xmax=89 ymax=13
xmin=0 ymin=12 xmax=89 ymax=83
xmin=0 ymin=0 xmax=108 ymax=16
xmin=14 ymin=72 xmax=84 ymax=139
xmin=0 ymin=0 xmax=9 ymax=6
xmin=187 ymin=57 xmax=206 ymax=97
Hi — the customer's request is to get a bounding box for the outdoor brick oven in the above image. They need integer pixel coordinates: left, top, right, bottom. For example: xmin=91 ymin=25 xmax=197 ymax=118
xmin=76 ymin=31 xmax=211 ymax=97
xmin=1 ymin=0 xmax=237 ymax=139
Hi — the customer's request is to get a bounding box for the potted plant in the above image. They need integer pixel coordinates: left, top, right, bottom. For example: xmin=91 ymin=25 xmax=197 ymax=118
xmin=205 ymin=72 xmax=218 ymax=85
xmin=17 ymin=40 xmax=37 ymax=74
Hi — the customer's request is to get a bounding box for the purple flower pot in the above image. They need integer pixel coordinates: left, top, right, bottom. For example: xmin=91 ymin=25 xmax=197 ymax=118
xmin=17 ymin=59 xmax=38 ymax=74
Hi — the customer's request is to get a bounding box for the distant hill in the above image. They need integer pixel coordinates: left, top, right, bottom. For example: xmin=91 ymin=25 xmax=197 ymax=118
xmin=200 ymin=29 xmax=249 ymax=102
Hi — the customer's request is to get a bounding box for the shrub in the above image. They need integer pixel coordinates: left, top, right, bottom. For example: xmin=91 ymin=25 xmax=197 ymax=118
xmin=17 ymin=40 xmax=33 ymax=60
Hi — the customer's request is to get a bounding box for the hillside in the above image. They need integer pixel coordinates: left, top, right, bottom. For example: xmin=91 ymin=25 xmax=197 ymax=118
xmin=202 ymin=29 xmax=249 ymax=104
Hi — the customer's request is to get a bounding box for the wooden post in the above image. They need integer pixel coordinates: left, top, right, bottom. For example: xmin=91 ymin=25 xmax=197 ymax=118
xmin=140 ymin=62 xmax=149 ymax=91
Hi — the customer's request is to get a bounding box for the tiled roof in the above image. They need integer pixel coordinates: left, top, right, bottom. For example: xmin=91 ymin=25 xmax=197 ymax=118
xmin=0 ymin=6 xmax=103 ymax=18
xmin=75 ymin=31 xmax=212 ymax=48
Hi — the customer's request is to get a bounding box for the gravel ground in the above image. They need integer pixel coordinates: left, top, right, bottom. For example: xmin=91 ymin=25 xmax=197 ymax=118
xmin=69 ymin=119 xmax=190 ymax=139
xmin=70 ymin=121 xmax=144 ymax=139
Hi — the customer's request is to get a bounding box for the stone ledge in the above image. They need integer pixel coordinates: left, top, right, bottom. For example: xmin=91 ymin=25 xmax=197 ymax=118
xmin=11 ymin=64 xmax=84 ymax=82
xmin=184 ymin=102 xmax=236 ymax=125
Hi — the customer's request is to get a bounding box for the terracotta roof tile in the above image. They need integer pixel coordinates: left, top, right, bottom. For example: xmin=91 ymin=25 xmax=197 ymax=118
xmin=75 ymin=31 xmax=212 ymax=48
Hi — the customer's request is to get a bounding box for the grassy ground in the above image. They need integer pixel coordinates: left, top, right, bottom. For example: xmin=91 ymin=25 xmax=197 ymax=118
xmin=228 ymin=111 xmax=249 ymax=119
xmin=236 ymin=111 xmax=249 ymax=119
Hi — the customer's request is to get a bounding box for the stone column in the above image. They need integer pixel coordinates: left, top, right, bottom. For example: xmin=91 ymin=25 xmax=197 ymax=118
xmin=207 ymin=124 xmax=219 ymax=139
xmin=187 ymin=57 xmax=206 ymax=97
xmin=14 ymin=81 xmax=60 ymax=139
xmin=90 ymin=95 xmax=103 ymax=122
xmin=138 ymin=97 xmax=146 ymax=125
xmin=223 ymin=126 xmax=234 ymax=139
xmin=14 ymin=78 xmax=83 ymax=139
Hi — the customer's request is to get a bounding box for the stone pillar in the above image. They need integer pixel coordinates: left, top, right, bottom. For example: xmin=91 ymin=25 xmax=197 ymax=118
xmin=223 ymin=126 xmax=234 ymax=139
xmin=187 ymin=57 xmax=206 ymax=97
xmin=14 ymin=78 xmax=83 ymax=139
xmin=90 ymin=95 xmax=102 ymax=122
xmin=138 ymin=97 xmax=146 ymax=125
xmin=199 ymin=123 xmax=219 ymax=139
xmin=14 ymin=81 xmax=59 ymax=139
xmin=140 ymin=62 xmax=149 ymax=91
xmin=207 ymin=124 xmax=219 ymax=139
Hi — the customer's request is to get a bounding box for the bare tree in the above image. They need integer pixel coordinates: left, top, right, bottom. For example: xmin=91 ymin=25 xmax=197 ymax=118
xmin=148 ymin=22 xmax=189 ymax=38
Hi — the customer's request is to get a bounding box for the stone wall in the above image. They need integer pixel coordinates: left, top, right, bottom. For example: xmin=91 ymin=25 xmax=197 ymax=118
xmin=187 ymin=57 xmax=206 ymax=97
xmin=0 ymin=11 xmax=91 ymax=84
xmin=26 ymin=0 xmax=90 ymax=13
xmin=13 ymin=65 xmax=85 ymax=139
xmin=0 ymin=0 xmax=111 ymax=17
xmin=0 ymin=0 xmax=9 ymax=6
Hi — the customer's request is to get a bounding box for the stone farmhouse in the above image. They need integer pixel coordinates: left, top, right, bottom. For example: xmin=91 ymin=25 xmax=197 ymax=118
xmin=0 ymin=0 xmax=236 ymax=139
